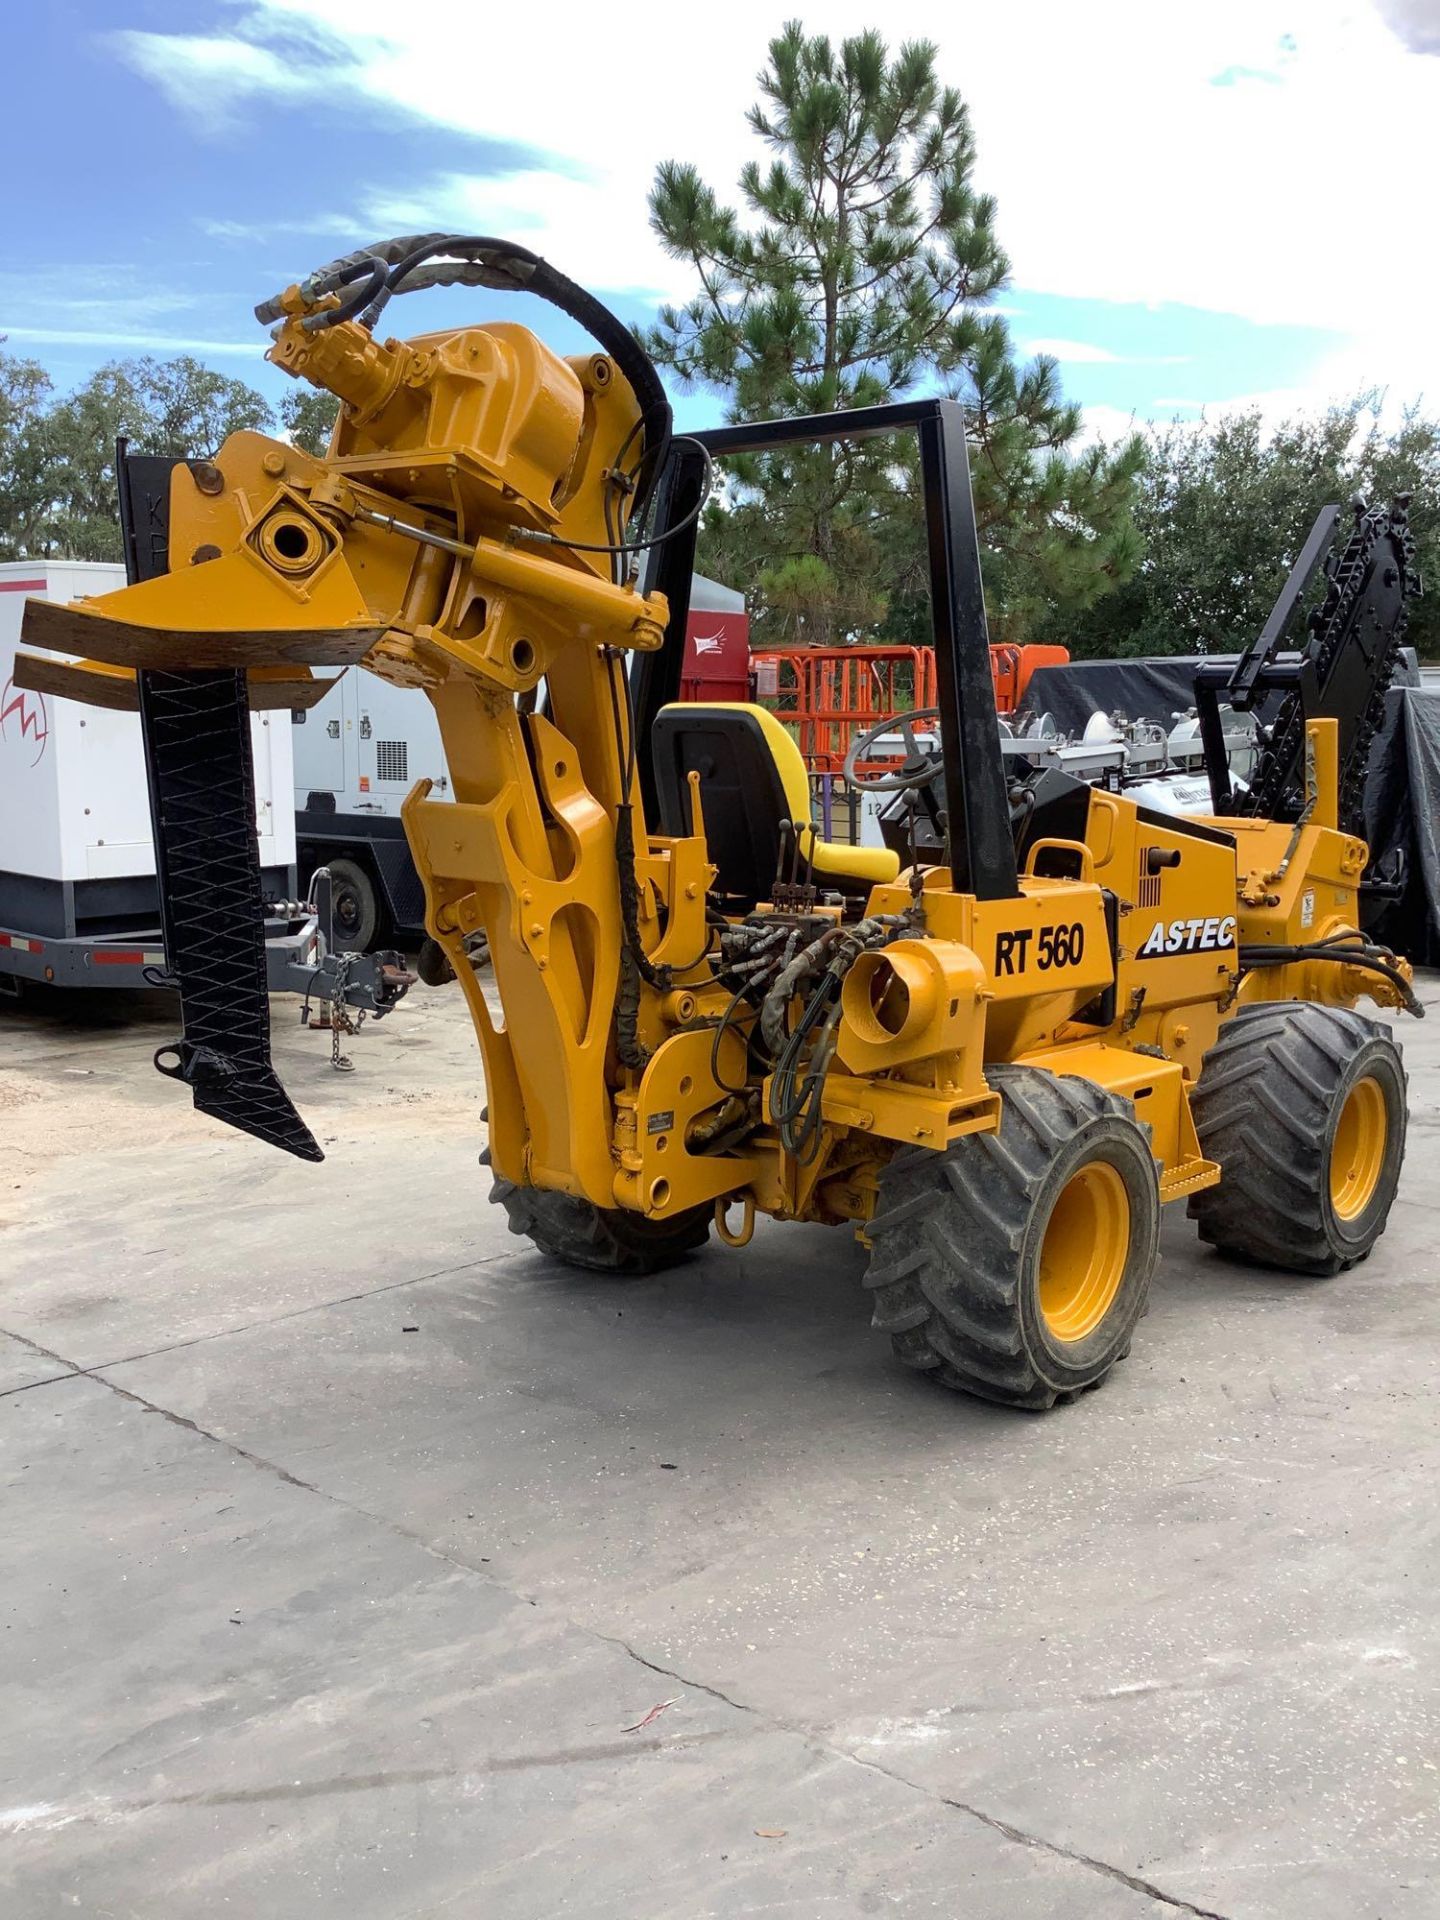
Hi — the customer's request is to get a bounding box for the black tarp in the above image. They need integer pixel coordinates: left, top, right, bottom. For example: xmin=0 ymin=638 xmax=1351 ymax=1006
xmin=1018 ymin=656 xmax=1440 ymax=965
xmin=1023 ymin=656 xmax=1239 ymax=733
xmin=1364 ymin=688 xmax=1440 ymax=965
xmin=1022 ymin=652 xmax=1421 ymax=733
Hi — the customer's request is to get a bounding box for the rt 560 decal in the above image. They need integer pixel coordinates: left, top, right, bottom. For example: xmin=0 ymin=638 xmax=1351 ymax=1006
xmin=994 ymin=922 xmax=1087 ymax=976
xmin=1136 ymin=915 xmax=1237 ymax=959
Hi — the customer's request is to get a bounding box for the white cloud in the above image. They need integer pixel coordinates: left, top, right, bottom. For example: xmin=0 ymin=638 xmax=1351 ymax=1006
xmin=110 ymin=31 xmax=315 ymax=130
xmin=353 ymin=171 xmax=669 ymax=300
xmin=1025 ymin=339 xmax=1121 ymax=364
xmin=0 ymin=268 xmax=202 ymax=327
xmin=1076 ymin=403 xmax=1146 ymax=447
xmin=0 ymin=326 xmax=266 ymax=357
xmin=107 ymin=1 xmax=1440 ymax=405
xmin=1375 ymin=0 xmax=1440 ymax=54
xmin=198 ymin=214 xmax=351 ymax=243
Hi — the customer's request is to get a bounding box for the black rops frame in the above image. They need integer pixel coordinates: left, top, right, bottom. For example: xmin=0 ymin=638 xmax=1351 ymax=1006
xmin=632 ymin=398 xmax=1020 ymax=901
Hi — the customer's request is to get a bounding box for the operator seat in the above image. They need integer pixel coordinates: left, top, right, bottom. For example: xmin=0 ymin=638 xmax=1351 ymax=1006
xmin=651 ymin=702 xmax=900 ymax=909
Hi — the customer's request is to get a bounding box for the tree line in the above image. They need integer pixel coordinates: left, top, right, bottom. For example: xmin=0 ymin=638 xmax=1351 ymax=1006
xmin=1046 ymin=399 xmax=1440 ymax=660
xmin=3 ymin=23 xmax=1433 ymax=657
xmin=0 ymin=352 xmax=338 ymax=565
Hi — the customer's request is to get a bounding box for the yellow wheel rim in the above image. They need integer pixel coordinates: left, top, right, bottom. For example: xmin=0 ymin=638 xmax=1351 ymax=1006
xmin=1038 ymin=1162 xmax=1131 ymax=1343
xmin=1330 ymin=1076 xmax=1388 ymax=1221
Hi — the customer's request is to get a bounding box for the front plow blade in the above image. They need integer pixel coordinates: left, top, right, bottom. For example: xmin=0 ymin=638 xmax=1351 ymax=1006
xmin=139 ymin=666 xmax=323 ymax=1162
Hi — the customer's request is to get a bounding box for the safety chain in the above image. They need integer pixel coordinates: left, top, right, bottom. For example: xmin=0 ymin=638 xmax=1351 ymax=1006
xmin=325 ymin=952 xmax=366 ymax=1074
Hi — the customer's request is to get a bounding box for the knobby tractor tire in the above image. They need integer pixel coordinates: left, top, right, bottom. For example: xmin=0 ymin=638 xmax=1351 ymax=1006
xmin=1188 ymin=1001 xmax=1407 ymax=1276
xmin=481 ymin=1149 xmax=711 ymax=1276
xmin=863 ymin=1068 xmax=1161 ymax=1410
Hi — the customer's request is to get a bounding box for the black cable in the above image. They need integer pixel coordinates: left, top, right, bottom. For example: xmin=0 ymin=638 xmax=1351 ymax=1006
xmin=710 ymin=981 xmax=763 ymax=1096
xmin=298 ymin=256 xmax=389 ymax=333
xmin=1238 ymin=942 xmax=1423 ymax=1017
xmin=255 ymin=251 xmax=386 ymax=324
xmin=534 ymin=438 xmax=714 ymax=559
xmin=772 ymin=982 xmax=844 ymax=1164
xmin=602 ymin=412 xmax=651 ymax=587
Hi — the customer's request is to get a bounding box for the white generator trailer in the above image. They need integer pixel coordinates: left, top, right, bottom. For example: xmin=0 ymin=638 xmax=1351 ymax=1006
xmin=0 ymin=555 xmax=402 ymax=1021
xmin=1 ymin=559 xmax=292 ymax=987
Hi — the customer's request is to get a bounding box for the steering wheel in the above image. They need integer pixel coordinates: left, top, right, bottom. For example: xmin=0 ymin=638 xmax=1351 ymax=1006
xmin=842 ymin=707 xmax=943 ymax=792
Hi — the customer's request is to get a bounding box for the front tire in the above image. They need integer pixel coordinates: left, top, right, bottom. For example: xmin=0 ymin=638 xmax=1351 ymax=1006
xmin=1188 ymin=1001 xmax=1407 ymax=1275
xmin=483 ymin=1150 xmax=711 ymax=1275
xmin=863 ymin=1068 xmax=1160 ymax=1409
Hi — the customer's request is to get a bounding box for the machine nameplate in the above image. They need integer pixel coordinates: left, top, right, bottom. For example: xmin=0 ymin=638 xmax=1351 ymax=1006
xmin=1137 ymin=915 xmax=1237 ymax=958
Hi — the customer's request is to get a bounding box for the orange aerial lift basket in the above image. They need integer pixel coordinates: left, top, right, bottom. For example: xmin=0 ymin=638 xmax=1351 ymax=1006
xmin=750 ymin=642 xmax=1070 ymax=774
xmin=751 ymin=646 xmax=935 ymax=772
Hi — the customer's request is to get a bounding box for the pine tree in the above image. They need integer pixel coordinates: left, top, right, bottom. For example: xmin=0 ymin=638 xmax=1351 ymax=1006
xmin=643 ymin=22 xmax=1141 ymax=644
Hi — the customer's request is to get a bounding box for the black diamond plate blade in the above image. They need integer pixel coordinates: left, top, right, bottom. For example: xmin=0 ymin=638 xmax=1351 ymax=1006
xmin=137 ymin=665 xmax=323 ymax=1162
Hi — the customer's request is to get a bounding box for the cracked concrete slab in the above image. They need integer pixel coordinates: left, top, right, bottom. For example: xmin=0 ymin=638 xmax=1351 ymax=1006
xmin=0 ymin=1369 xmax=1163 ymax=1919
xmin=4 ymin=980 xmax=1439 ymax=1914
xmin=0 ymin=1332 xmax=72 ymax=1397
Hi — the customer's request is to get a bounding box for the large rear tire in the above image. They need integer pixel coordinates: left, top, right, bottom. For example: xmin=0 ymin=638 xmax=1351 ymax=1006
xmin=1187 ymin=1001 xmax=1407 ymax=1276
xmin=482 ymin=1150 xmax=711 ymax=1275
xmin=863 ymin=1068 xmax=1160 ymax=1409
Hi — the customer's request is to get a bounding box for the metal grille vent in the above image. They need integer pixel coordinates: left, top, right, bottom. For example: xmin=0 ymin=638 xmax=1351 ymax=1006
xmin=1139 ymin=858 xmax=1162 ymax=909
xmin=376 ymin=739 xmax=409 ymax=783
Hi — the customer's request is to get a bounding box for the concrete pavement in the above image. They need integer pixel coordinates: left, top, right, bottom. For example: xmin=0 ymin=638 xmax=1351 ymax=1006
xmin=3 ymin=977 xmax=1438 ymax=1917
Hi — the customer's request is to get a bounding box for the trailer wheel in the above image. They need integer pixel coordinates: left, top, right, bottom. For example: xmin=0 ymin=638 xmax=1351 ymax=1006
xmin=863 ymin=1068 xmax=1160 ymax=1409
xmin=326 ymin=857 xmax=380 ymax=952
xmin=416 ymin=938 xmax=455 ymax=987
xmin=482 ymin=1150 xmax=711 ymax=1275
xmin=1188 ymin=1002 xmax=1407 ymax=1276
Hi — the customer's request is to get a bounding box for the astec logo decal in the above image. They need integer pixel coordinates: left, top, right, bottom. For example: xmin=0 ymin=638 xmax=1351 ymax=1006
xmin=1137 ymin=914 xmax=1237 ymax=959
xmin=0 ymin=677 xmax=50 ymax=768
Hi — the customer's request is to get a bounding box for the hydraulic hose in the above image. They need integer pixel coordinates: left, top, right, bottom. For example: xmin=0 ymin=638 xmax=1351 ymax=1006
xmin=256 ymin=233 xmax=673 ymax=518
xmin=1238 ymin=942 xmax=1424 ymax=1017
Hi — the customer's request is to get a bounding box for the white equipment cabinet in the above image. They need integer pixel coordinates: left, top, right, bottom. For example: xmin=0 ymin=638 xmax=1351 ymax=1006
xmin=0 ymin=558 xmax=296 ymax=987
xmin=289 ymin=665 xmax=442 ymax=948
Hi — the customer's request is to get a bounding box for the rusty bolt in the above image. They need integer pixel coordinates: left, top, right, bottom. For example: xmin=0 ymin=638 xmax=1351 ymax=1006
xmin=189 ymin=461 xmax=224 ymax=496
xmin=191 ymin=544 xmax=222 ymax=565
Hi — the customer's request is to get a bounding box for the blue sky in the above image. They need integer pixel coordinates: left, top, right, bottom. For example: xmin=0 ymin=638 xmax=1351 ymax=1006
xmin=2 ymin=1 xmax=1433 ymax=443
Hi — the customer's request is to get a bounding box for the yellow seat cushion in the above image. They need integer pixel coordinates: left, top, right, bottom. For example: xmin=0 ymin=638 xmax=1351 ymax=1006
xmin=662 ymin=701 xmax=901 ymax=887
